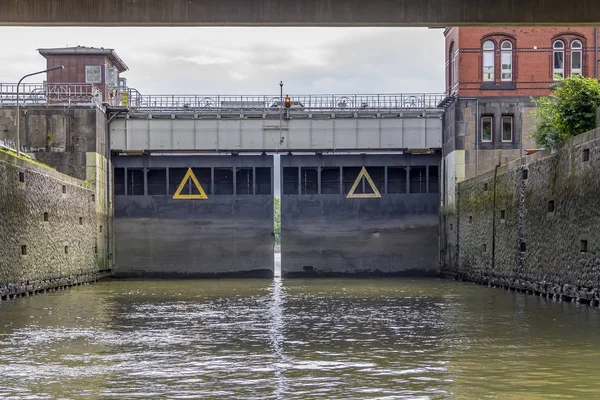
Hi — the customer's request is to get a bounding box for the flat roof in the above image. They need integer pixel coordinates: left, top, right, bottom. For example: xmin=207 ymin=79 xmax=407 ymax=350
xmin=38 ymin=46 xmax=128 ymax=72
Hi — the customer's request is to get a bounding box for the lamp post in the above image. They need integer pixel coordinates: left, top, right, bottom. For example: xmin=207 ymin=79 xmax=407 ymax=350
xmin=16 ymin=65 xmax=64 ymax=155
xmin=279 ymin=81 xmax=284 ymax=145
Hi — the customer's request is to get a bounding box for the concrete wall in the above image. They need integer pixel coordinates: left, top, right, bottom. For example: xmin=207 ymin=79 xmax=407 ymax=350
xmin=0 ymin=106 xmax=108 ymax=180
xmin=2 ymin=0 xmax=600 ymax=26
xmin=452 ymin=128 xmax=600 ymax=302
xmin=0 ymin=149 xmax=107 ymax=298
xmin=112 ymin=154 xmax=274 ymax=278
xmin=281 ymin=154 xmax=440 ymax=277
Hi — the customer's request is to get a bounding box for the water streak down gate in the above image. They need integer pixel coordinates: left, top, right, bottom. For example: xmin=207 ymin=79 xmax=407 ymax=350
xmin=280 ymin=154 xmax=440 ymax=277
xmin=112 ymin=154 xmax=274 ymax=277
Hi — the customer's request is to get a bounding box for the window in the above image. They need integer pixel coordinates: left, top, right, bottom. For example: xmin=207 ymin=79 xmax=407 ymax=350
xmin=553 ymin=40 xmax=565 ymax=80
xmin=114 ymin=168 xmax=125 ymax=195
xmin=481 ymin=116 xmax=493 ymax=142
xmin=343 ymin=167 xmax=363 ymax=194
xmin=236 ymin=168 xmax=254 ymax=195
xmin=387 ymin=167 xmax=407 ymax=194
xmin=320 ymin=167 xmax=340 ymax=194
xmin=483 ymin=40 xmax=495 ymax=81
xmin=449 ymin=42 xmax=457 ymax=89
xmin=191 ymin=168 xmax=212 ymax=196
xmin=409 ymin=166 xmax=427 ymax=193
xmin=127 ymin=169 xmax=144 ymax=196
xmin=147 ymin=169 xmax=167 ymax=195
xmin=214 ymin=168 xmax=233 ymax=195
xmin=571 ymin=40 xmax=582 ymax=75
xmin=301 ymin=167 xmax=318 ymax=195
xmin=282 ymin=167 xmax=299 ymax=195
xmin=502 ymin=116 xmax=513 ymax=142
xmin=85 ymin=65 xmax=102 ymax=83
xmin=501 ymin=41 xmax=513 ymax=81
xmin=169 ymin=168 xmax=187 ymax=195
xmin=255 ymin=168 xmax=272 ymax=195
xmin=429 ymin=166 xmax=439 ymax=193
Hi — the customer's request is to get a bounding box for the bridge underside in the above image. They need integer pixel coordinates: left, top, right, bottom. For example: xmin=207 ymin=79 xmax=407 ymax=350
xmin=112 ymin=154 xmax=274 ymax=278
xmin=1 ymin=0 xmax=599 ymax=26
xmin=280 ymin=154 xmax=440 ymax=278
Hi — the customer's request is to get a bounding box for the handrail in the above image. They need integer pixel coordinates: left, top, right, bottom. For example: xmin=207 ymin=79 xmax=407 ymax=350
xmin=0 ymin=83 xmax=103 ymax=107
xmin=0 ymin=83 xmax=446 ymax=113
xmin=119 ymin=89 xmax=445 ymax=113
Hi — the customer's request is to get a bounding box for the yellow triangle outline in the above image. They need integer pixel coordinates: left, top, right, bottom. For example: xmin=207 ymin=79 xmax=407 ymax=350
xmin=173 ymin=168 xmax=209 ymax=200
xmin=346 ymin=167 xmax=382 ymax=199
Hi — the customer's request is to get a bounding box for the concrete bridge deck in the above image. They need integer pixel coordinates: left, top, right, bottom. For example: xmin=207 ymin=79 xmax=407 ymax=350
xmin=109 ymin=92 xmax=445 ymax=153
xmin=1 ymin=0 xmax=599 ymax=26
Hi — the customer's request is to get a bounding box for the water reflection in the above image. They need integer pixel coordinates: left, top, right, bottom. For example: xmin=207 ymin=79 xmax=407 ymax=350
xmin=0 ymin=278 xmax=599 ymax=399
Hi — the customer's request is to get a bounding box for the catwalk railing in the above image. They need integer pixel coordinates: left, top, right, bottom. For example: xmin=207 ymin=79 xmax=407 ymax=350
xmin=0 ymin=83 xmax=103 ymax=107
xmin=121 ymin=91 xmax=446 ymax=113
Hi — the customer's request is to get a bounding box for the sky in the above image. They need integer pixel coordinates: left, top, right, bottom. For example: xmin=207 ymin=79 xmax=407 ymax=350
xmin=0 ymin=27 xmax=445 ymax=95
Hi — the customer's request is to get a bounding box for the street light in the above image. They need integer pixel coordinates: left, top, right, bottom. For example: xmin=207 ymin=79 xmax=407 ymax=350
xmin=16 ymin=65 xmax=64 ymax=155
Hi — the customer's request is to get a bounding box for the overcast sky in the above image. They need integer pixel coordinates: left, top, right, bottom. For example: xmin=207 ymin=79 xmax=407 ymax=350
xmin=0 ymin=27 xmax=444 ymax=95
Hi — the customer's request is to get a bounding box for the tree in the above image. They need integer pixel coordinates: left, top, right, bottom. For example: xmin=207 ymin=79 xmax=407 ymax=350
xmin=532 ymin=75 xmax=600 ymax=148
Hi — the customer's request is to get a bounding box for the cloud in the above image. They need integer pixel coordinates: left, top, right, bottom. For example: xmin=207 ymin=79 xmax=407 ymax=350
xmin=0 ymin=27 xmax=444 ymax=95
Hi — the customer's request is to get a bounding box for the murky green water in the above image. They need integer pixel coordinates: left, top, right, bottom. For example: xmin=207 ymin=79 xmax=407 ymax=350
xmin=1 ymin=277 xmax=600 ymax=399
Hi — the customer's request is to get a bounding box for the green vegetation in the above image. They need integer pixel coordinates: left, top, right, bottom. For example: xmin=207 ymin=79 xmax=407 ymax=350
xmin=532 ymin=75 xmax=600 ymax=148
xmin=0 ymin=146 xmax=55 ymax=171
xmin=274 ymin=197 xmax=281 ymax=245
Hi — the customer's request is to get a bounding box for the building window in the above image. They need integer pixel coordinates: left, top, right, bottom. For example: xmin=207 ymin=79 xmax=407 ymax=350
xmin=501 ymin=41 xmax=513 ymax=81
xmin=481 ymin=116 xmax=493 ymax=142
xmin=553 ymin=40 xmax=565 ymax=80
xmin=571 ymin=40 xmax=583 ymax=75
xmin=483 ymin=40 xmax=495 ymax=81
xmin=449 ymin=42 xmax=457 ymax=90
xmin=85 ymin=65 xmax=102 ymax=84
xmin=502 ymin=116 xmax=513 ymax=142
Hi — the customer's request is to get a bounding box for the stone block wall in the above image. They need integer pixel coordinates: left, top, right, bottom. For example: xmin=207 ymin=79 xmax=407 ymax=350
xmin=0 ymin=149 xmax=107 ymax=298
xmin=452 ymin=128 xmax=600 ymax=303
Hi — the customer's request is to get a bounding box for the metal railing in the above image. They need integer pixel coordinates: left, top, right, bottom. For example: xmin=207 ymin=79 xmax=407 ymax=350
xmin=0 ymin=83 xmax=103 ymax=107
xmin=120 ymin=91 xmax=446 ymax=113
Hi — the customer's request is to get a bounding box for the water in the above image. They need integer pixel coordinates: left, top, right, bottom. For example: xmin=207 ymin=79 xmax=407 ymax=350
xmin=1 ymin=276 xmax=600 ymax=399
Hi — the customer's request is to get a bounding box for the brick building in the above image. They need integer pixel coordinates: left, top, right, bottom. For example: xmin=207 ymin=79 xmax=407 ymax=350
xmin=440 ymin=26 xmax=600 ymax=270
xmin=443 ymin=26 xmax=600 ymax=184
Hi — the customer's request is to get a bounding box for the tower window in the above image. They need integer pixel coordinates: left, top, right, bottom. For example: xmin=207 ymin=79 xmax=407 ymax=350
xmin=483 ymin=40 xmax=495 ymax=81
xmin=501 ymin=41 xmax=513 ymax=81
xmin=553 ymin=40 xmax=565 ymax=80
xmin=571 ymin=40 xmax=583 ymax=75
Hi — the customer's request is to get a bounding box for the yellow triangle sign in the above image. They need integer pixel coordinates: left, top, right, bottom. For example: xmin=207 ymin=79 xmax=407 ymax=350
xmin=173 ymin=168 xmax=209 ymax=200
xmin=347 ymin=167 xmax=382 ymax=199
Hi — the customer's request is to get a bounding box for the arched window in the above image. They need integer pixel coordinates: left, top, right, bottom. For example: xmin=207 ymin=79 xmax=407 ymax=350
xmin=483 ymin=40 xmax=495 ymax=81
xmin=571 ymin=40 xmax=583 ymax=75
xmin=553 ymin=40 xmax=565 ymax=79
xmin=449 ymin=42 xmax=455 ymax=89
xmin=501 ymin=41 xmax=513 ymax=81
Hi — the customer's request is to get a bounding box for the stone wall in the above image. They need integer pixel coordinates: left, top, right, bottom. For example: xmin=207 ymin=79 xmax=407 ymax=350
xmin=451 ymin=128 xmax=600 ymax=303
xmin=0 ymin=149 xmax=108 ymax=298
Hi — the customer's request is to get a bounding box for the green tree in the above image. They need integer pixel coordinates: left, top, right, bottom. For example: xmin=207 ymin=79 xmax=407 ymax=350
xmin=274 ymin=197 xmax=281 ymax=246
xmin=532 ymin=75 xmax=600 ymax=148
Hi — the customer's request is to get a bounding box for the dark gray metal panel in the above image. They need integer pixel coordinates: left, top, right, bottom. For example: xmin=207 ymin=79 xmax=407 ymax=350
xmin=113 ymin=154 xmax=274 ymax=278
xmin=281 ymin=154 xmax=440 ymax=277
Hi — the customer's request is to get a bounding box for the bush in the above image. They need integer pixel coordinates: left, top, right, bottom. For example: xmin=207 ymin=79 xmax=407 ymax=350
xmin=532 ymin=75 xmax=600 ymax=148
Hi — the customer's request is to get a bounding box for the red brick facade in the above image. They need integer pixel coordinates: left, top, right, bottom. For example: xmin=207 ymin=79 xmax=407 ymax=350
xmin=445 ymin=27 xmax=600 ymax=97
